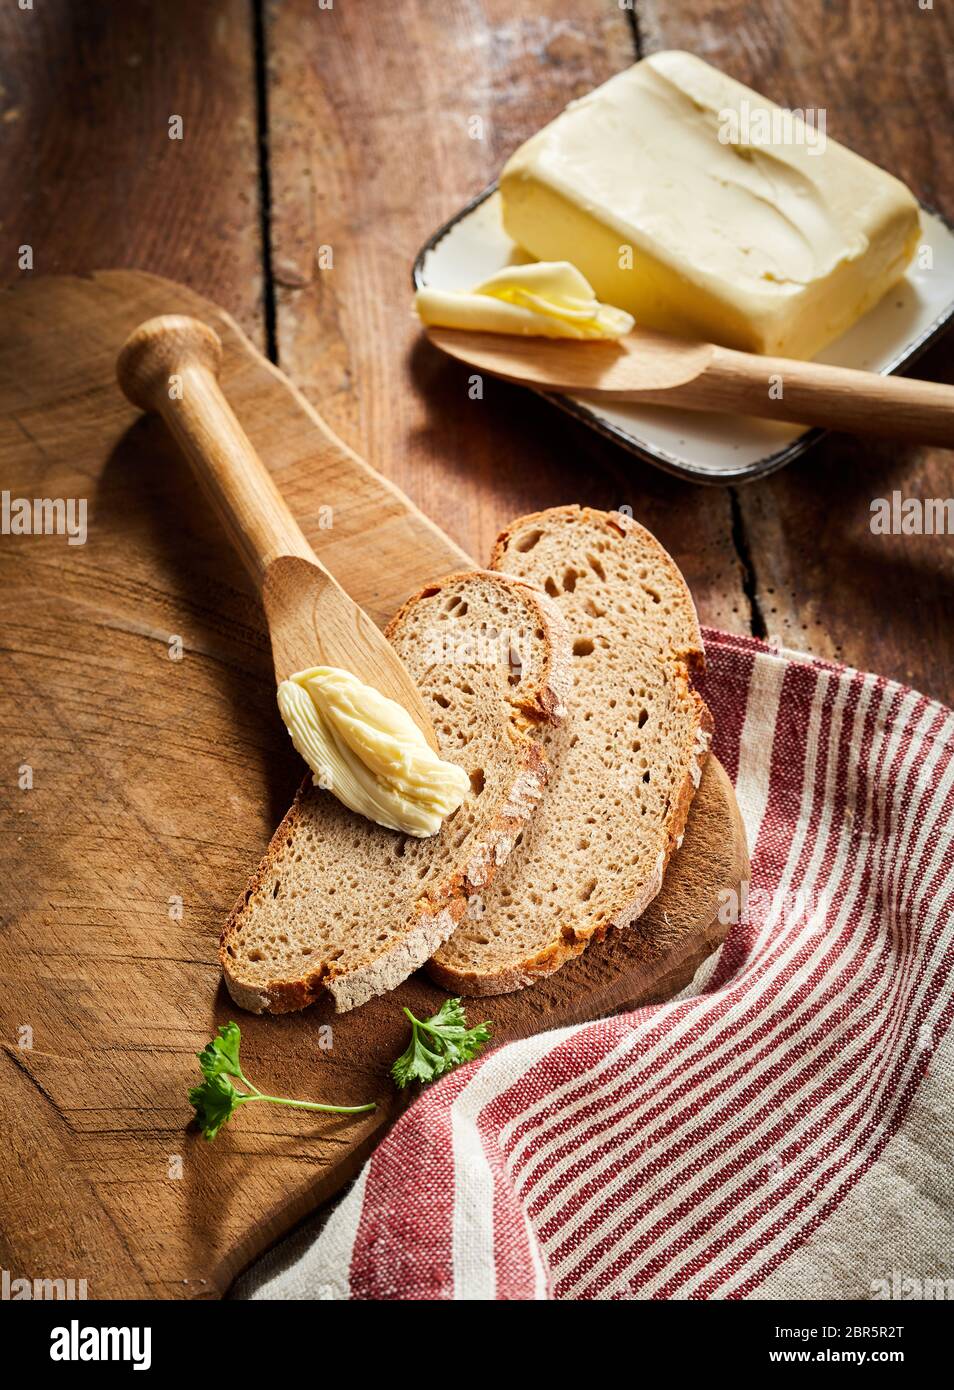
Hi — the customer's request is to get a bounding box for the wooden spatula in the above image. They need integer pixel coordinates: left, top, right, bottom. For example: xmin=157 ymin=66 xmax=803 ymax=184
xmin=118 ymin=315 xmax=440 ymax=749
xmin=425 ymin=325 xmax=954 ymax=448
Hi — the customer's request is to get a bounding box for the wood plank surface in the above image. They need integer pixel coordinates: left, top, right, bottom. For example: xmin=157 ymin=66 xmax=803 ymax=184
xmin=0 ymin=270 xmax=746 ymax=1298
xmin=0 ymin=0 xmax=266 ymax=345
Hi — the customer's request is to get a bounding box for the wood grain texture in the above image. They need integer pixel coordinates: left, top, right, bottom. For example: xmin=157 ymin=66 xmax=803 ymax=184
xmin=0 ymin=0 xmax=265 ymax=345
xmin=0 ymin=271 xmax=746 ymax=1298
xmin=635 ymin=0 xmax=954 ymax=701
xmin=262 ymin=0 xmax=750 ymax=635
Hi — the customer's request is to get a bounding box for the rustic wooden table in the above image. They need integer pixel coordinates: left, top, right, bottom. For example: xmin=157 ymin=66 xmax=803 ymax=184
xmin=4 ymin=0 xmax=951 ymax=700
xmin=1 ymin=0 xmax=952 ymax=1300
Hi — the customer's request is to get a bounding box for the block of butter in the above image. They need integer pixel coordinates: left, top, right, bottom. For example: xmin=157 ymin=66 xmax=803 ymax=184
xmin=499 ymin=51 xmax=921 ymax=359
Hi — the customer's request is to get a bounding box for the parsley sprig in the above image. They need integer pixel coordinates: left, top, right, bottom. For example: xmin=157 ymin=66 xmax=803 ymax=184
xmin=390 ymin=997 xmax=491 ymax=1088
xmin=189 ymin=1022 xmax=376 ymax=1141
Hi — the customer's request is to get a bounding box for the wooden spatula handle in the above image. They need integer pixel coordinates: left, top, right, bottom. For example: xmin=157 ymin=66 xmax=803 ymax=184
xmin=686 ymin=347 xmax=954 ymax=447
xmin=117 ymin=315 xmax=318 ymax=584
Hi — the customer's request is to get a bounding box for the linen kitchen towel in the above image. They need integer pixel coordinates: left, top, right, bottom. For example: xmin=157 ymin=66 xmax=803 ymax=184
xmin=242 ymin=629 xmax=954 ymax=1300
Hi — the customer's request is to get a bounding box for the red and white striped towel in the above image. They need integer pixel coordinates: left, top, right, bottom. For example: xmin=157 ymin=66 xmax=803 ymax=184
xmin=245 ymin=630 xmax=954 ymax=1300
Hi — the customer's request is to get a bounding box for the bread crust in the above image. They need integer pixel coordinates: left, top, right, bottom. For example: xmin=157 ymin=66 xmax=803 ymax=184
xmin=219 ymin=571 xmax=569 ymax=1013
xmin=428 ymin=507 xmax=712 ymax=996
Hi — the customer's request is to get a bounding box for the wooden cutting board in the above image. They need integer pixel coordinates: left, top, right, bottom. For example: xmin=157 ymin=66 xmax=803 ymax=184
xmin=0 ymin=271 xmax=749 ymax=1300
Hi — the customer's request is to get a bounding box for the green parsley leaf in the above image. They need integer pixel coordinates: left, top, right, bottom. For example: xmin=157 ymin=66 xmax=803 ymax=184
xmin=189 ymin=1073 xmax=241 ymax=1141
xmin=390 ymin=998 xmax=491 ymax=1089
xmin=390 ymin=1028 xmax=448 ymax=1089
xmin=197 ymin=1022 xmax=244 ymax=1082
xmin=189 ymin=1021 xmax=375 ymax=1141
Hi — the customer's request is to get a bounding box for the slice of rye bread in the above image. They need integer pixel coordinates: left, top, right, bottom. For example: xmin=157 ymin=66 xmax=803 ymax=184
xmin=427 ymin=506 xmax=712 ymax=995
xmin=220 ymin=570 xmax=571 ymax=1014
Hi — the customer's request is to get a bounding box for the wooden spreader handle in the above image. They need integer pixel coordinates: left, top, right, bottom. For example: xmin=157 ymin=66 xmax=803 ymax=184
xmin=660 ymin=347 xmax=954 ymax=447
xmin=117 ymin=315 xmax=318 ymax=585
xmin=426 ymin=325 xmax=954 ymax=448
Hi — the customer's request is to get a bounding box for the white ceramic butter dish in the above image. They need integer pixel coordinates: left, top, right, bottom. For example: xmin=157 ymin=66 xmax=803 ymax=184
xmin=413 ymin=188 xmax=954 ymax=484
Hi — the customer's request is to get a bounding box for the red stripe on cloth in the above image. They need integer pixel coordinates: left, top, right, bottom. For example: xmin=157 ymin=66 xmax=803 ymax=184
xmin=489 ymin=1151 xmax=544 ymax=1300
xmin=348 ymin=1067 xmax=473 ymax=1299
xmin=893 ymin=704 xmax=954 ymax=928
xmin=706 ymin=657 xmax=837 ymax=989
xmin=497 ymin=667 xmax=851 ymax=1273
xmin=494 ymin=1013 xmax=675 ymax=1172
xmin=651 ymin=926 xmax=925 ymax=1299
xmin=701 ymin=626 xmax=768 ymax=658
xmin=698 ymin=631 xmax=755 ymax=786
